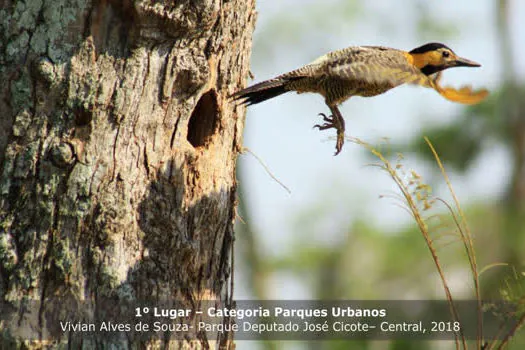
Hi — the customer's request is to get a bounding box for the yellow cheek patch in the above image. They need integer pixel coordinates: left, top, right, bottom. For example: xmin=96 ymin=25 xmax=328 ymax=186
xmin=434 ymin=84 xmax=489 ymax=105
xmin=409 ymin=51 xmax=442 ymax=69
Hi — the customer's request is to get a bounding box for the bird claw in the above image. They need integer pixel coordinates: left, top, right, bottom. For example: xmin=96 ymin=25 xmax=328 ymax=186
xmin=313 ymin=113 xmax=336 ymax=130
xmin=313 ymin=112 xmax=345 ymax=155
xmin=318 ymin=112 xmax=332 ymax=123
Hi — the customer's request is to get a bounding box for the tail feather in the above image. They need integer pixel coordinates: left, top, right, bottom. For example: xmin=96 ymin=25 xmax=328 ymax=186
xmin=231 ymin=77 xmax=299 ymax=106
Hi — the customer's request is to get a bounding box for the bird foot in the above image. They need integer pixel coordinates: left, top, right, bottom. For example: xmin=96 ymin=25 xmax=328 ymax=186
xmin=313 ymin=113 xmax=336 ymax=130
xmin=313 ymin=113 xmax=345 ymax=155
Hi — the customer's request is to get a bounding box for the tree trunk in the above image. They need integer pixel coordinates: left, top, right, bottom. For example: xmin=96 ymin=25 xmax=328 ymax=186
xmin=0 ymin=0 xmax=255 ymax=348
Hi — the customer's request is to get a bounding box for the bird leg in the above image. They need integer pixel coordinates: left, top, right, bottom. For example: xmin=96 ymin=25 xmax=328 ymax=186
xmin=313 ymin=105 xmax=346 ymax=155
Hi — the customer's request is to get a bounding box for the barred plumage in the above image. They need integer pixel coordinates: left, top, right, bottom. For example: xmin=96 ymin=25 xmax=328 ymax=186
xmin=232 ymin=43 xmax=488 ymax=155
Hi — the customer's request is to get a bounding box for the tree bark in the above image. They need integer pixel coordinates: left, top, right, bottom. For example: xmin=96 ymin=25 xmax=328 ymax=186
xmin=0 ymin=0 xmax=255 ymax=348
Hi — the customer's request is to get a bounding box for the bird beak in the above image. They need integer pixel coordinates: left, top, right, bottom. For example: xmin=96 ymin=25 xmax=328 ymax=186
xmin=452 ymin=56 xmax=481 ymax=68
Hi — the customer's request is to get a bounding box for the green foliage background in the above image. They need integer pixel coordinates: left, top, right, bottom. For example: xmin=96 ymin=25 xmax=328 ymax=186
xmin=236 ymin=0 xmax=525 ymax=349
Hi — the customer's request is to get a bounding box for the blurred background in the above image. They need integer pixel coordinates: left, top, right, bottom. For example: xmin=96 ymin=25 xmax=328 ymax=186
xmin=234 ymin=0 xmax=525 ymax=349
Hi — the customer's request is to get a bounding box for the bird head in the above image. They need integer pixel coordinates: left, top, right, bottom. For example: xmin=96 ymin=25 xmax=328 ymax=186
xmin=409 ymin=43 xmax=481 ymax=75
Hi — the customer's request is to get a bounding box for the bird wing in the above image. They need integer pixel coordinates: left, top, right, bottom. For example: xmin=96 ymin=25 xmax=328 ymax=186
xmin=320 ymin=47 xmax=488 ymax=104
xmin=431 ymin=83 xmax=489 ymax=105
xmin=323 ymin=47 xmax=430 ymax=85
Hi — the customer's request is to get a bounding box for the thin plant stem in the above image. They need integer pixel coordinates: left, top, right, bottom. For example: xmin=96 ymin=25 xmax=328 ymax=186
xmin=426 ymin=137 xmax=483 ymax=349
xmin=351 ymin=136 xmax=465 ymax=349
xmin=496 ymin=311 xmax=525 ymax=350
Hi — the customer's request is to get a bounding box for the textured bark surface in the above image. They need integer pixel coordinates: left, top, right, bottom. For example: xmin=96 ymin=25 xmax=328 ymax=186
xmin=0 ymin=0 xmax=255 ymax=347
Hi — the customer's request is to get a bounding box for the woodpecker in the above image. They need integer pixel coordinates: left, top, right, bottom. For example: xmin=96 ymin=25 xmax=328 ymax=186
xmin=232 ymin=43 xmax=488 ymax=155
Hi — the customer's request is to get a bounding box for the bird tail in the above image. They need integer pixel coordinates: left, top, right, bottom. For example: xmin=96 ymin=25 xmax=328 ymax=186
xmin=231 ymin=77 xmax=299 ymax=105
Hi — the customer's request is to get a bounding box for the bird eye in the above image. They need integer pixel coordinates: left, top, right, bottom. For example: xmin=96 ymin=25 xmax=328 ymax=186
xmin=442 ymin=51 xmax=450 ymax=58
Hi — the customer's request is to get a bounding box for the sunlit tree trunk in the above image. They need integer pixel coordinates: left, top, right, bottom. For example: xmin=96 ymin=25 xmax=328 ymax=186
xmin=493 ymin=0 xmax=525 ymax=270
xmin=0 ymin=0 xmax=255 ymax=347
xmin=497 ymin=0 xmax=525 ymax=209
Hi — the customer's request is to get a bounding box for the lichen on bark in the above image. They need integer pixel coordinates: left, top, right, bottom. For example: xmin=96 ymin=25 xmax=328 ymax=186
xmin=0 ymin=0 xmax=256 ymax=347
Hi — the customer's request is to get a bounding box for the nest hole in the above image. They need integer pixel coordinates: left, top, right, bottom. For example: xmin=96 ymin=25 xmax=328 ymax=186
xmin=187 ymin=90 xmax=219 ymax=148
